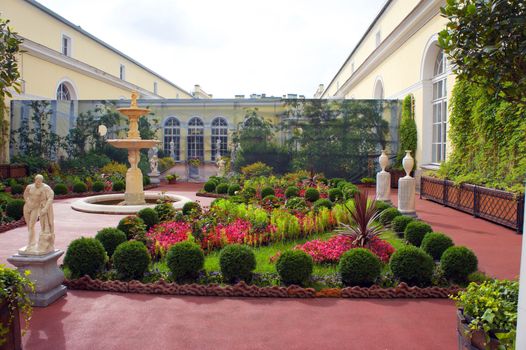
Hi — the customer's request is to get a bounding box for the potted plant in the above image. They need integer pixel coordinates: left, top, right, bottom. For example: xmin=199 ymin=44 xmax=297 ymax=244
xmin=165 ymin=174 xmax=178 ymax=184
xmin=1 ymin=265 xmax=34 ymax=350
xmin=452 ymin=279 xmax=518 ymax=350
xmin=188 ymin=158 xmax=201 ymax=168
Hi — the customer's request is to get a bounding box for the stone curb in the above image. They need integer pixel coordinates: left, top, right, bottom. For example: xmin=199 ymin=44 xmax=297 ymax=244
xmin=65 ymin=276 xmax=462 ymax=299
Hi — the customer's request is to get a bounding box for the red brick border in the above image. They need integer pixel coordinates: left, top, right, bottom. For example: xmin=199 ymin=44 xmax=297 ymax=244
xmin=65 ymin=276 xmax=461 ymax=299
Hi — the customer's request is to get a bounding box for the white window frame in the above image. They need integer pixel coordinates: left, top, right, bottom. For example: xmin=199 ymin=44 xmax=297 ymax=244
xmin=431 ymin=50 xmax=448 ymax=164
xmin=119 ymin=64 xmax=126 ymax=80
xmin=153 ymin=82 xmax=158 ymax=95
xmin=61 ymin=34 xmax=72 ymax=57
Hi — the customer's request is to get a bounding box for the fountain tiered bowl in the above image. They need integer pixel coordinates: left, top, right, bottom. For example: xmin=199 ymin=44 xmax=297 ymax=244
xmin=71 ymin=92 xmax=192 ymax=214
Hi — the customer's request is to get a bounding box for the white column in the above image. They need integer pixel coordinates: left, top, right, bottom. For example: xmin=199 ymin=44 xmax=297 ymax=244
xmin=516 ymin=191 xmax=526 ymax=348
xmin=397 ymin=150 xmax=417 ymax=217
xmin=376 ymin=150 xmax=391 ymax=203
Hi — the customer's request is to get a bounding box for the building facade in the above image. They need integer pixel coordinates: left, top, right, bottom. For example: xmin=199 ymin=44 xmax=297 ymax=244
xmin=2 ymin=0 xmax=192 ymax=101
xmin=319 ymin=0 xmax=453 ymax=177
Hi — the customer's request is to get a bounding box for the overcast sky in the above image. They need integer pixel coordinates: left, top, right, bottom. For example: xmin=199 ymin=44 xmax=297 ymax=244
xmin=39 ymin=0 xmax=386 ymax=98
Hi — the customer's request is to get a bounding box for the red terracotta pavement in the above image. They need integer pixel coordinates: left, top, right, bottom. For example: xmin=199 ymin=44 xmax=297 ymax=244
xmin=0 ymin=183 xmax=520 ymax=349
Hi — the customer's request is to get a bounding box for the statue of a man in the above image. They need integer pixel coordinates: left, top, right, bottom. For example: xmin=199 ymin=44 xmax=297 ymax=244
xmin=20 ymin=174 xmax=55 ymax=255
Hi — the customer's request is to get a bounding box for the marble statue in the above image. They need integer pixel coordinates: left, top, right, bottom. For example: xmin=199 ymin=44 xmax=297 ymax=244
xmin=149 ymin=146 xmax=159 ymax=175
xmin=216 ymin=156 xmax=226 ymax=177
xmin=20 ymin=174 xmax=55 ymax=255
xmin=215 ymin=138 xmax=222 ymax=161
xmin=169 ymin=139 xmax=175 ymax=159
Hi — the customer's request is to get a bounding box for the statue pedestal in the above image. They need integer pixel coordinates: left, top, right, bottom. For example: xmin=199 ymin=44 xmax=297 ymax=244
xmin=7 ymin=250 xmax=67 ymax=307
xmin=376 ymin=171 xmax=391 ymax=204
xmin=148 ymin=171 xmax=160 ymax=184
xmin=398 ymin=176 xmax=417 ymax=218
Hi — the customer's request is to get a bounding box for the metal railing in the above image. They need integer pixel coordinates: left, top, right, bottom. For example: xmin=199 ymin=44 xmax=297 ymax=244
xmin=420 ymin=176 xmax=523 ymax=233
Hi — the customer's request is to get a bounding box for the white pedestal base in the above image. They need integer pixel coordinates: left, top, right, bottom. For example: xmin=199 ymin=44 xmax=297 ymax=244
xmin=7 ymin=249 xmax=67 ymax=307
xmin=376 ymin=171 xmax=391 ymax=204
xmin=398 ymin=176 xmax=417 ymax=218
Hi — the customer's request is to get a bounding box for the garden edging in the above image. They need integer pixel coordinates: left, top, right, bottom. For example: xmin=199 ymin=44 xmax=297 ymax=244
xmin=65 ymin=276 xmax=461 ymax=299
xmin=0 ymin=218 xmax=25 ymax=234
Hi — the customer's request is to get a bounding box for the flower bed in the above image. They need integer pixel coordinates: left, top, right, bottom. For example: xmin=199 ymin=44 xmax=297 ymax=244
xmin=11 ymin=183 xmax=160 ymax=200
xmin=0 ymin=218 xmax=26 ymax=234
xmin=65 ymin=276 xmax=461 ymax=299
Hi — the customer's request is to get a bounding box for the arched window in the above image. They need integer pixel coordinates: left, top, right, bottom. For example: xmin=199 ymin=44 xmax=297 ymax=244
xmin=211 ymin=117 xmax=228 ymax=161
xmin=432 ymin=49 xmax=447 ymax=163
xmin=163 ymin=117 xmax=180 ymax=161
xmin=187 ymin=117 xmax=204 ymax=161
xmin=56 ymin=83 xmax=71 ymax=100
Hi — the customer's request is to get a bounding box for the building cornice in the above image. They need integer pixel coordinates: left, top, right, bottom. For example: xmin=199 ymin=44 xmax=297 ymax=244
xmin=24 ymin=0 xmax=192 ymax=97
xmin=323 ymin=0 xmax=443 ymax=98
xmin=20 ymin=38 xmax=165 ymax=99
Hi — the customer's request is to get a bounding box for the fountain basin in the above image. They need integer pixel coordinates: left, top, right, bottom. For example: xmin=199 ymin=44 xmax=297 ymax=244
xmin=71 ymin=192 xmax=192 ymax=215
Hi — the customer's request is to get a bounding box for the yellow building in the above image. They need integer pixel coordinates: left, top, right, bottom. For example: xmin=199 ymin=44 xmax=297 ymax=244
xmin=2 ymin=0 xmax=192 ymax=100
xmin=319 ymin=0 xmax=452 ymax=180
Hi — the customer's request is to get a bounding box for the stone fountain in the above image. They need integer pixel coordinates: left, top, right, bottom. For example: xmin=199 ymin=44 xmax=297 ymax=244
xmin=71 ymin=92 xmax=191 ymax=214
xmin=108 ymin=92 xmax=157 ymax=205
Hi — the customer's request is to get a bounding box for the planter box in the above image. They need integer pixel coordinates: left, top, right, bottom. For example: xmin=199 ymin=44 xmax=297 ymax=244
xmin=420 ymin=176 xmax=523 ymax=233
xmin=0 ymin=300 xmax=22 ymax=350
xmin=0 ymin=164 xmax=28 ymax=179
xmin=457 ymin=309 xmax=500 ymax=350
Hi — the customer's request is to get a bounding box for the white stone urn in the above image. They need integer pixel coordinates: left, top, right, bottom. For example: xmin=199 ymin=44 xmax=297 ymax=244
xmin=402 ymin=150 xmax=414 ymax=178
xmin=379 ymin=150 xmax=389 ymax=173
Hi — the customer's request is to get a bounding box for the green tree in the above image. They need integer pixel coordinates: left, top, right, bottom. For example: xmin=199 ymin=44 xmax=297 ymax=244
xmin=0 ymin=17 xmax=23 ymax=162
xmin=438 ymin=0 xmax=526 ymax=104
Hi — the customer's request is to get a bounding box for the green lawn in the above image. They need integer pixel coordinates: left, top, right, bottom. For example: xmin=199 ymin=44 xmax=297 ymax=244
xmin=204 ymin=232 xmax=338 ymax=275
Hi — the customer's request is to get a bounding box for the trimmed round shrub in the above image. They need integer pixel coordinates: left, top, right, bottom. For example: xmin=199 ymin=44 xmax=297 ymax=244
xmin=64 ymin=237 xmax=107 ymax=278
xmin=260 ymin=186 xmax=275 ymax=199
xmin=117 ymin=216 xmax=147 ymax=240
xmin=285 ymin=186 xmax=300 ymax=199
xmin=328 ymin=188 xmax=343 ymax=202
xmin=166 ymin=242 xmax=205 ymax=282
xmin=342 ymin=184 xmax=360 ymax=199
xmin=154 ymin=202 xmax=176 ymax=222
xmin=241 ymin=186 xmax=256 ymax=198
xmin=318 ymin=177 xmax=328 ymax=185
xmin=10 ymin=184 xmax=24 ymax=195
xmin=329 ymin=178 xmax=345 ymax=187
xmin=216 ymin=183 xmax=229 ymax=194
xmin=143 ymin=175 xmax=151 ymax=186
xmin=376 ymin=200 xmax=391 ymax=213
xmin=440 ymin=246 xmax=478 ymax=283
xmin=54 ymin=183 xmax=68 ymax=195
xmin=389 ymin=246 xmax=434 ymax=286
xmin=337 ymin=181 xmax=350 ymax=190
xmin=112 ymin=241 xmax=151 ymax=280
xmin=137 ymin=208 xmax=159 ymax=229
xmin=72 ymin=182 xmax=87 ymax=193
xmin=421 ymin=232 xmax=454 ymax=260
xmin=204 ymin=181 xmax=216 ymax=193
xmin=95 ymin=227 xmax=127 ymax=257
xmin=182 ymin=201 xmax=201 ymax=216
xmin=313 ymin=198 xmax=333 ymax=210
xmin=276 ymin=250 xmax=313 ymax=285
xmin=304 ymin=187 xmax=320 ymax=202
xmin=339 ymin=248 xmax=382 ymax=287
xmin=112 ymin=181 xmax=125 ymax=192
xmin=92 ymin=181 xmax=105 ymax=192
xmin=404 ymin=221 xmax=433 ymax=246
xmin=228 ymin=184 xmax=241 ymax=196
xmin=391 ymin=215 xmax=414 ymax=235
xmin=219 ymin=244 xmax=256 ymax=283
xmin=6 ymin=199 xmax=25 ymax=220
xmin=285 ymin=197 xmax=307 ymax=211
xmin=378 ymin=207 xmax=402 ymax=225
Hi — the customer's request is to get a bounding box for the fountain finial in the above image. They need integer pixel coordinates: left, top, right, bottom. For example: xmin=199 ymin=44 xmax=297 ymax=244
xmin=131 ymin=91 xmax=139 ymax=108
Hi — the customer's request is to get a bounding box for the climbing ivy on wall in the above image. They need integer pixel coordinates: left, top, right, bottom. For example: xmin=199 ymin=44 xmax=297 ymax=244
xmin=437 ymin=79 xmax=526 ymax=193
xmin=395 ymin=95 xmax=417 ymax=169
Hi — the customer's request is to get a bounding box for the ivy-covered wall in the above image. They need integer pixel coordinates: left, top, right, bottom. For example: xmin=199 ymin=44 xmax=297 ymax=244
xmin=437 ymin=79 xmax=526 ymax=193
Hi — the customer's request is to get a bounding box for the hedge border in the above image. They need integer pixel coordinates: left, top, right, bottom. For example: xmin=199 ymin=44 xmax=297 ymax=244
xmin=65 ymin=276 xmax=461 ymax=299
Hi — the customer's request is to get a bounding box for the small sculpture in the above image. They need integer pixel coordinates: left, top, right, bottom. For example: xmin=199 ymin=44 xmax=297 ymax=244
xmin=169 ymin=139 xmax=175 ymax=159
xmin=20 ymin=174 xmax=55 ymax=255
xmin=149 ymin=147 xmax=159 ymax=175
xmin=131 ymin=91 xmax=139 ymax=108
xmin=216 ymin=156 xmax=226 ymax=176
xmin=215 ymin=138 xmax=222 ymax=160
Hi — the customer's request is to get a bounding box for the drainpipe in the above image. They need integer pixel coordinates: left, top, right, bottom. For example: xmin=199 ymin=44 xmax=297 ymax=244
xmin=516 ymin=190 xmax=526 ymax=348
